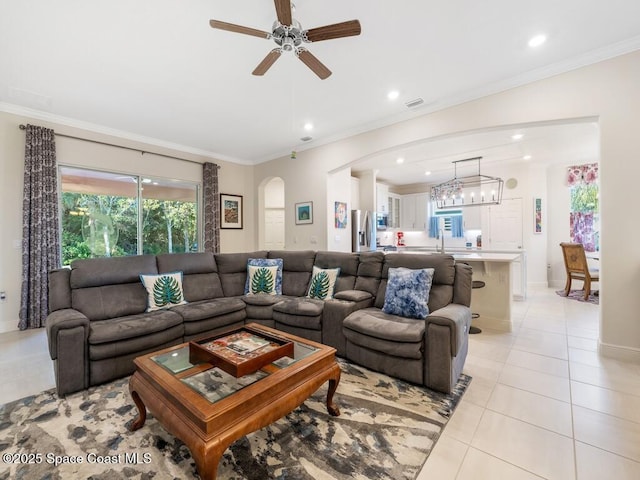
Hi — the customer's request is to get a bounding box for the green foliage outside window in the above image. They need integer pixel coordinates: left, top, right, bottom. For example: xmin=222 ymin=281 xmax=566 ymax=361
xmin=61 ymin=192 xmax=197 ymax=265
xmin=570 ymin=184 xmax=599 ymax=213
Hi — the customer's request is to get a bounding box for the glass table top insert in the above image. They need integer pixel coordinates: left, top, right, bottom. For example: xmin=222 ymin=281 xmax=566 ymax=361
xmin=151 ymin=338 xmax=318 ymax=403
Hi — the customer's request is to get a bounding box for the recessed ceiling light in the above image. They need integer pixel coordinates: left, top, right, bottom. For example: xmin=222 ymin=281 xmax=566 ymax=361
xmin=387 ymin=90 xmax=400 ymax=100
xmin=523 ymin=155 xmax=532 ymax=161
xmin=303 ymin=122 xmax=313 ymax=131
xmin=511 ymin=134 xmax=524 ymax=141
xmin=424 ymin=171 xmax=431 ymax=176
xmin=396 ymin=157 xmax=404 ymax=164
xmin=528 ymin=34 xmax=547 ymax=48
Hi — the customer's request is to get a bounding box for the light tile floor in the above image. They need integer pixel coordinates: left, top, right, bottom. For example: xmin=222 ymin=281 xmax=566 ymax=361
xmin=1 ymin=287 xmax=639 ymax=479
xmin=420 ymin=287 xmax=640 ymax=480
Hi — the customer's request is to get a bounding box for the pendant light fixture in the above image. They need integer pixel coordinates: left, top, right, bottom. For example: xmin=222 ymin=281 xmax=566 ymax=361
xmin=431 ymin=157 xmax=504 ymax=209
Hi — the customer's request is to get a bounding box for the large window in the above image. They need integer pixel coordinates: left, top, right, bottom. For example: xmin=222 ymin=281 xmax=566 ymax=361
xmin=60 ymin=167 xmax=198 ymax=265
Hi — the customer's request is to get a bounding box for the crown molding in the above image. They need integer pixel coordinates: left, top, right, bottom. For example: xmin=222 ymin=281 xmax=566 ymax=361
xmin=0 ymin=102 xmax=252 ymax=166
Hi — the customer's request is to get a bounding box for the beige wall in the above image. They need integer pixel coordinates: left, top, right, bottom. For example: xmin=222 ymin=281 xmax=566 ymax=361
xmin=253 ymin=50 xmax=640 ymax=359
xmin=0 ymin=110 xmax=255 ymax=333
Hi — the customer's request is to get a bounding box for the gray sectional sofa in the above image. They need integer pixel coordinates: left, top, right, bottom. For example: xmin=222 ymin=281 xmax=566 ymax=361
xmin=46 ymin=250 xmax=473 ymax=397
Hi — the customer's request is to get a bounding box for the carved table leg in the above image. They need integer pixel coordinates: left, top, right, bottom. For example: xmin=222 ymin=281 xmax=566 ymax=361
xmin=128 ymin=388 xmax=147 ymax=431
xmin=326 ymin=364 xmax=341 ymax=416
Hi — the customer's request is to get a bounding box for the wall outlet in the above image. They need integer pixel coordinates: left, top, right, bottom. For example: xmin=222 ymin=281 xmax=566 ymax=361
xmin=0 ymin=291 xmax=6 ymax=302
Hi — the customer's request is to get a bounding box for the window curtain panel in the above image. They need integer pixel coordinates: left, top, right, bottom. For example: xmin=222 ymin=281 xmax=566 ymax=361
xmin=451 ymin=215 xmax=464 ymax=238
xmin=202 ymin=162 xmax=220 ymax=253
xmin=19 ymin=124 xmax=60 ymax=330
xmin=570 ymin=212 xmax=596 ymax=251
xmin=428 ymin=217 xmax=439 ymax=238
xmin=567 ymin=163 xmax=598 ymax=186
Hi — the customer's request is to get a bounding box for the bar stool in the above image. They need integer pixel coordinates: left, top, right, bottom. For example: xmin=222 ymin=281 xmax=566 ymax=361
xmin=470 ymin=280 xmax=485 ymax=334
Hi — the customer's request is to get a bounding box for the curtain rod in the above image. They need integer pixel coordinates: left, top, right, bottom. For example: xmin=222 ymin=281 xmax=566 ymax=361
xmin=18 ymin=124 xmax=217 ymax=167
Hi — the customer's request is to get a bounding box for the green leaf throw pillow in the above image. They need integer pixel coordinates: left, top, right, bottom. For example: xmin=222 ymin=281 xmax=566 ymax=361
xmin=140 ymin=271 xmax=187 ymax=312
xmin=307 ymin=266 xmax=340 ymax=300
xmin=247 ymin=265 xmax=279 ymax=295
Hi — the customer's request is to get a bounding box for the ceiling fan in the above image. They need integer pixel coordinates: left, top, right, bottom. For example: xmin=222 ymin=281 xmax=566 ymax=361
xmin=209 ymin=0 xmax=361 ymax=79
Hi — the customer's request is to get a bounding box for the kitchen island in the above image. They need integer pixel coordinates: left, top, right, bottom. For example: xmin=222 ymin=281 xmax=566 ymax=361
xmin=384 ymin=249 xmax=523 ymax=327
xmin=453 ymin=252 xmax=522 ymax=328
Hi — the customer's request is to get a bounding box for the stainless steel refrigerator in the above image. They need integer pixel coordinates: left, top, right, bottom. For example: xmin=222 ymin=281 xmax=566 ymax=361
xmin=351 ymin=210 xmax=376 ymax=252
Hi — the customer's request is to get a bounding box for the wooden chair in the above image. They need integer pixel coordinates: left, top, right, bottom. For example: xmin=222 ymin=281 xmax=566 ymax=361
xmin=560 ymin=242 xmax=599 ymax=301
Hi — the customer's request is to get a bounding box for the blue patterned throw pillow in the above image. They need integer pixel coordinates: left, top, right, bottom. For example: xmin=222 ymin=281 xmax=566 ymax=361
xmin=139 ymin=271 xmax=187 ymax=312
xmin=307 ymin=266 xmax=340 ymax=300
xmin=244 ymin=258 xmax=283 ymax=295
xmin=382 ymin=267 xmax=435 ymax=319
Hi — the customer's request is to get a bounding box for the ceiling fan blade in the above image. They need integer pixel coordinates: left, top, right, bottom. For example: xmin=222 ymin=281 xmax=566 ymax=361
xmin=274 ymin=0 xmax=292 ymax=26
xmin=297 ymin=48 xmax=332 ymax=80
xmin=209 ymin=19 xmax=271 ymax=39
xmin=304 ymin=20 xmax=361 ymax=42
xmin=252 ymin=49 xmax=282 ymax=76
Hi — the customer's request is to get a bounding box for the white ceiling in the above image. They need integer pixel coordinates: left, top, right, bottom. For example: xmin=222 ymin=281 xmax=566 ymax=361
xmin=1 ymin=1 xmax=639 ymax=173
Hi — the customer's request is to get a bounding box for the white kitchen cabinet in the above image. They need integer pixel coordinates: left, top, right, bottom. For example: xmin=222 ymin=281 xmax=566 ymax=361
xmin=376 ymin=183 xmax=389 ymax=214
xmin=400 ymin=193 xmax=428 ymax=230
xmin=463 ymin=206 xmax=482 ymax=230
xmin=388 ymin=194 xmax=400 ymax=228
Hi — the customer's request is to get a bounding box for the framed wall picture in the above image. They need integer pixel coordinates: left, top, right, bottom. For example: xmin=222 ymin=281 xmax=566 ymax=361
xmin=534 ymin=197 xmax=542 ymax=234
xmin=220 ymin=193 xmax=243 ymax=229
xmin=335 ymin=201 xmax=347 ymax=229
xmin=295 ymin=201 xmax=313 ymax=225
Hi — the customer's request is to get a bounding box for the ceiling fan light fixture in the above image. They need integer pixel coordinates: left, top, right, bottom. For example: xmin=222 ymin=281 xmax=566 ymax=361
xmin=282 ymin=37 xmax=294 ymax=51
xmin=210 ymin=1 xmax=360 ymax=79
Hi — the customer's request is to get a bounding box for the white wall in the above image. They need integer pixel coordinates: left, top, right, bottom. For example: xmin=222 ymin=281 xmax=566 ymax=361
xmin=0 ymin=110 xmax=255 ymax=333
xmin=254 ymin=50 xmax=640 ymax=359
xmin=547 ymin=163 xmax=574 ymax=287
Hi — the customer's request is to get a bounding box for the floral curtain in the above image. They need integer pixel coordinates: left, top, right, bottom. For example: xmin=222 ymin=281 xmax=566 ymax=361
xmin=567 ymin=163 xmax=598 ymax=186
xmin=202 ymin=162 xmax=220 ymax=253
xmin=19 ymin=124 xmax=60 ymax=330
xmin=570 ymin=212 xmax=596 ymax=251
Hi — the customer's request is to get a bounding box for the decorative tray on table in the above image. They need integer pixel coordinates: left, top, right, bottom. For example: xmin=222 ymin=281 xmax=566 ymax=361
xmin=189 ymin=326 xmax=294 ymax=378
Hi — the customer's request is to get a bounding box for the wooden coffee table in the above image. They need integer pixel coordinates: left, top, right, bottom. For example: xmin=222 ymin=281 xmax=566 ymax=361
xmin=128 ymin=323 xmax=341 ymax=480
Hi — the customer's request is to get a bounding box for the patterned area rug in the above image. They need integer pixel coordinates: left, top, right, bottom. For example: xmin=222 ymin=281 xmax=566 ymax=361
xmin=556 ymin=289 xmax=599 ymax=305
xmin=0 ymin=360 xmax=470 ymax=480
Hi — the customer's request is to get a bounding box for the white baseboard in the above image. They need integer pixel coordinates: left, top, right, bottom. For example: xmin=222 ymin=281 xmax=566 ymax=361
xmin=599 ymin=341 xmax=640 ymax=362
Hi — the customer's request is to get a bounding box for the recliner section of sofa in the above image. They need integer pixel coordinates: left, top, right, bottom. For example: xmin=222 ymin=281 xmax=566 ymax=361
xmin=46 ymin=250 xmax=472 ymax=397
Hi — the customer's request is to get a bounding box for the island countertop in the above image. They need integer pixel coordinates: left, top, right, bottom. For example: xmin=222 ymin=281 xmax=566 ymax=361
xmin=384 ymin=250 xmax=522 ymax=262
xmin=451 ymin=252 xmax=522 ymax=262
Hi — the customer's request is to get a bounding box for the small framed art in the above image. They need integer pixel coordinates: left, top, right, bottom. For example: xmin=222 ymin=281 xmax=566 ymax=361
xmin=295 ymin=202 xmax=313 ymax=225
xmin=220 ymin=193 xmax=243 ymax=229
xmin=335 ymin=201 xmax=347 ymax=229
xmin=534 ymin=197 xmax=542 ymax=234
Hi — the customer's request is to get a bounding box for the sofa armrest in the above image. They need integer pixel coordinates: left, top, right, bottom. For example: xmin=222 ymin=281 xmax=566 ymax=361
xmin=333 ymin=290 xmax=373 ymax=303
xmin=46 ymin=309 xmax=90 ymax=360
xmin=426 ymin=304 xmax=471 ymax=357
xmin=322 ymin=292 xmax=374 ymax=357
xmin=46 ymin=309 xmax=90 ymax=396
